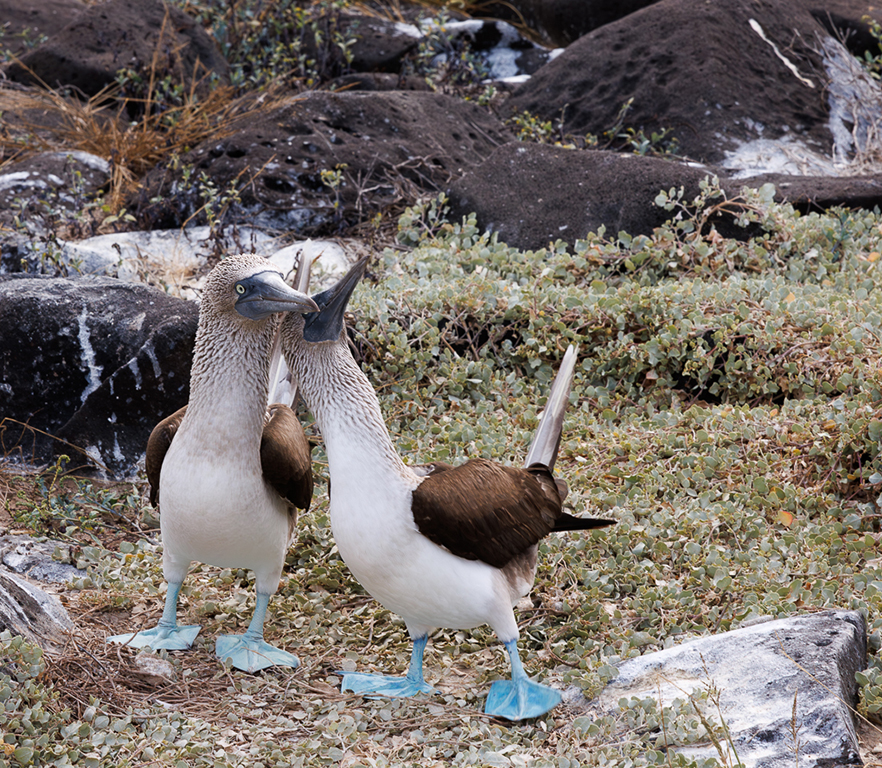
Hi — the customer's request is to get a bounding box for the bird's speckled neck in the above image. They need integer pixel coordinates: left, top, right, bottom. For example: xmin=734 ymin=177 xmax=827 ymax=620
xmin=280 ymin=314 xmax=412 ymax=488
xmin=183 ymin=302 xmax=279 ymax=450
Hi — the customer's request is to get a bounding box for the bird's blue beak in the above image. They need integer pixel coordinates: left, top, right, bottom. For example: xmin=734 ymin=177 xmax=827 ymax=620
xmin=302 ymin=256 xmax=369 ymax=343
xmin=235 ymin=270 xmax=320 ymax=320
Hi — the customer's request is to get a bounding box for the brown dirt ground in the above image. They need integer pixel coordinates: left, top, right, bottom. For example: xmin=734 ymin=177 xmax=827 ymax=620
xmin=861 ymin=719 xmax=882 ymax=767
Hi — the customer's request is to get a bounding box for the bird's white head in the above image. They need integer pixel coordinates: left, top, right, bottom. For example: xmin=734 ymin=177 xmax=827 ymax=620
xmin=202 ymin=254 xmax=319 ymax=322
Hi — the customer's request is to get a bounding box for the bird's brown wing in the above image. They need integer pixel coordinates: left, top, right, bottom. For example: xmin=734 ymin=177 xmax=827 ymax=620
xmin=260 ymin=403 xmax=314 ymax=512
xmin=410 ymin=458 xmax=565 ymax=568
xmin=145 ymin=406 xmax=188 ymax=507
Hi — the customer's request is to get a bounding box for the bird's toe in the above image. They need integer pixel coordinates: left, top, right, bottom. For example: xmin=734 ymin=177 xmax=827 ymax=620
xmin=484 ymin=677 xmax=561 ymax=721
xmin=215 ymin=634 xmax=299 ymax=673
xmin=107 ymin=624 xmax=201 ymax=651
xmin=340 ymin=671 xmax=434 ymax=698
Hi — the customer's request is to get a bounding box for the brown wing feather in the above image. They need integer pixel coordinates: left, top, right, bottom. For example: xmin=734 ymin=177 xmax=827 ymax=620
xmin=260 ymin=403 xmax=314 ymax=512
xmin=410 ymin=348 xmax=615 ymax=568
xmin=411 ymin=458 xmax=564 ymax=568
xmin=145 ymin=406 xmax=187 ymax=507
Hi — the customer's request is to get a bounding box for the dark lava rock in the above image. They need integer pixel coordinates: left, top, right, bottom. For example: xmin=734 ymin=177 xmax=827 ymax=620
xmin=0 ymin=274 xmax=197 ymax=478
xmin=446 ymin=143 xmax=752 ymax=250
xmin=334 ymin=12 xmax=421 ymax=74
xmin=476 ymin=0 xmax=659 ymax=47
xmin=429 ymin=19 xmax=556 ymax=80
xmin=3 ymin=0 xmax=230 ymax=98
xmin=506 ymin=0 xmax=834 ymax=165
xmin=738 ymin=172 xmax=882 ymax=213
xmin=0 ymin=0 xmax=87 ymax=57
xmin=0 ymin=151 xmax=110 ymax=243
xmin=806 ymin=0 xmax=882 ymax=59
xmin=136 ymin=90 xmax=513 ymax=234
xmin=278 ymin=10 xmax=421 ymax=83
xmin=328 ymin=73 xmax=433 ymax=92
xmin=446 ymin=141 xmax=882 ymax=250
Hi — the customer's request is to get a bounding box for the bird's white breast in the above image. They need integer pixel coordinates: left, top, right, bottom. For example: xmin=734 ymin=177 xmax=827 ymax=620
xmin=327 ymin=453 xmax=519 ymax=639
xmin=296 ymin=344 xmax=523 ymax=641
xmin=159 ymin=430 xmax=290 ymax=589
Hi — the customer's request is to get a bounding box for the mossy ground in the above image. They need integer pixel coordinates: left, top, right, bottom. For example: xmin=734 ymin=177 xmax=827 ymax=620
xmin=2 ymin=186 xmax=882 ymax=766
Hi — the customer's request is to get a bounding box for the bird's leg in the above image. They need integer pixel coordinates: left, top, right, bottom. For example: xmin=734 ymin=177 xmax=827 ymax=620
xmin=404 ymin=634 xmax=429 ymax=687
xmin=215 ymin=591 xmax=299 ymax=673
xmin=106 ymin=581 xmax=201 ymax=651
xmin=341 ymin=634 xmax=435 ymax=698
xmin=484 ymin=639 xmax=562 ymax=720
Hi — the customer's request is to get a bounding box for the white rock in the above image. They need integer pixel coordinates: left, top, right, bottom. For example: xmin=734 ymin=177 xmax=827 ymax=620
xmin=592 ymin=610 xmax=865 ymax=768
xmin=46 ymin=228 xmax=356 ymax=299
xmin=0 ymin=569 xmax=73 ymax=652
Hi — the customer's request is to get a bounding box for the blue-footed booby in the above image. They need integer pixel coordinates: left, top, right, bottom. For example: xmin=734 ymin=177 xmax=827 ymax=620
xmin=108 ymin=254 xmax=319 ymax=673
xmin=280 ymin=258 xmax=614 ymax=720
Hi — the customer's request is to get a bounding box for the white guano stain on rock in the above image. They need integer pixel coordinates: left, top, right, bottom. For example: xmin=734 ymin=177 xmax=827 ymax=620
xmin=0 ymin=171 xmax=35 ymax=192
xmin=822 ymin=36 xmax=882 ymax=167
xmin=142 ymin=339 xmax=162 ymax=379
xmin=76 ymin=305 xmax=103 ymax=403
xmin=721 ymin=135 xmax=841 ymax=179
xmin=46 ymin=150 xmax=111 ymax=174
xmin=127 ymin=358 xmax=142 ymax=389
xmin=748 ymin=19 xmax=814 ymax=88
xmin=82 ymin=444 xmax=107 ymax=478
xmin=723 ymin=34 xmax=882 ymax=178
xmin=112 ymin=435 xmax=125 ymax=466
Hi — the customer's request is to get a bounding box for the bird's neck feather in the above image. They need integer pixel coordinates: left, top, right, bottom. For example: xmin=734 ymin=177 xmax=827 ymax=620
xmin=185 ymin=311 xmax=277 ymax=440
xmin=290 ymin=336 xmax=409 ymax=482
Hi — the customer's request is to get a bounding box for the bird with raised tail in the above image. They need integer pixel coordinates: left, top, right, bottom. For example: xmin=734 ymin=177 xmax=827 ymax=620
xmin=108 ymin=254 xmax=319 ymax=673
xmin=280 ymin=257 xmax=615 ymax=720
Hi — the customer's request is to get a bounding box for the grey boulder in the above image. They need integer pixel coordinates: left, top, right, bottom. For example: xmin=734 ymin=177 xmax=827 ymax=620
xmin=592 ymin=610 xmax=866 ymax=768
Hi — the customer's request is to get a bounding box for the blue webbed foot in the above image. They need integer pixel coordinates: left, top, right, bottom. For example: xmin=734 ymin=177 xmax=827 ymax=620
xmin=107 ymin=623 xmax=201 ymax=651
xmin=215 ymin=591 xmax=299 ymax=673
xmin=341 ymin=671 xmax=434 ymax=698
xmin=341 ymin=634 xmax=434 ymax=698
xmin=484 ymin=639 xmax=562 ymax=720
xmin=215 ymin=634 xmax=300 ymax=673
xmin=484 ymin=676 xmax=562 ymax=720
xmin=107 ymin=581 xmax=198 ymax=651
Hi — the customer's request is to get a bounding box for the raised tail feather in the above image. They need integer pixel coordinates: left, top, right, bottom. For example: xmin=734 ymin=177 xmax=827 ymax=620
xmin=268 ymin=254 xmax=312 ymax=407
xmin=524 ymin=345 xmax=578 ymax=472
xmin=553 ymin=511 xmax=616 ymax=532
xmin=526 ymin=346 xmax=617 ymax=531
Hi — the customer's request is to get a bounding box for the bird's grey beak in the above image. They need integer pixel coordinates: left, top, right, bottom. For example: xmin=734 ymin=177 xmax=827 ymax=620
xmin=235 ymin=270 xmax=320 ymax=320
xmin=302 ymin=256 xmax=369 ymax=342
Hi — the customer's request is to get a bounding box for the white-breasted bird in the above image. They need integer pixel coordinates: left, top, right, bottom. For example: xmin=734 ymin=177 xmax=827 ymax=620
xmin=108 ymin=254 xmax=319 ymax=672
xmin=279 ymin=257 xmax=614 ymax=719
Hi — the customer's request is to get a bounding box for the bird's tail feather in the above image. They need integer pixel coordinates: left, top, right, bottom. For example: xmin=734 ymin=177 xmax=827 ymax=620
xmin=524 ymin=345 xmax=578 ymax=471
xmin=553 ymin=511 xmax=616 ymax=532
xmin=268 ymin=254 xmax=312 ymax=407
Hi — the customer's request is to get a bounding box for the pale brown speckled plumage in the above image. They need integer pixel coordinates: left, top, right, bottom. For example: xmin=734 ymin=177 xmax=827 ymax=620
xmin=147 ymin=254 xmax=314 ymax=522
xmin=110 ymin=254 xmax=318 ymax=673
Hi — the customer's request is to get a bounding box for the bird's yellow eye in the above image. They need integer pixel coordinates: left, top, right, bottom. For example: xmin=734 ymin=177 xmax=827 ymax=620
xmin=235 ymin=284 xmax=246 ymax=295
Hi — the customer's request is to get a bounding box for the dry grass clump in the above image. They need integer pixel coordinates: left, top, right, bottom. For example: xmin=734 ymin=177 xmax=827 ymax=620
xmin=0 ymin=79 xmax=279 ymax=215
xmin=43 ymin=630 xmax=234 ymax=721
